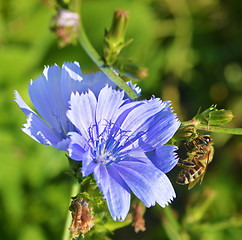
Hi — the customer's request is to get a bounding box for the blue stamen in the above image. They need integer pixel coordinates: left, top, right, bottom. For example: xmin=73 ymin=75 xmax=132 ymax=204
xmin=87 ymin=120 xmax=133 ymax=166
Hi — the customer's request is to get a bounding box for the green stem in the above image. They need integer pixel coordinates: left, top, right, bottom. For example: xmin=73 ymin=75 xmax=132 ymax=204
xmin=162 ymin=207 xmax=189 ymax=240
xmin=78 ymin=17 xmax=138 ymax=100
xmin=62 ymin=181 xmax=80 ymax=240
xmin=181 ymin=120 xmax=242 ymax=135
xmin=58 ymin=0 xmax=69 ymax=9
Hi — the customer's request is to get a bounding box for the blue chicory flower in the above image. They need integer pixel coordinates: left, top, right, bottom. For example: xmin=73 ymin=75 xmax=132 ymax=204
xmin=14 ymin=61 xmax=140 ymax=150
xmin=15 ymin=61 xmax=180 ymax=221
xmin=67 ymin=85 xmax=180 ymax=221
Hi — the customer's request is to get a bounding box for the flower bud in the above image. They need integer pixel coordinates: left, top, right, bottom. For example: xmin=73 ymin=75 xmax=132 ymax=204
xmin=208 ymin=109 xmax=234 ymax=125
xmin=51 ymin=9 xmax=80 ymax=47
xmin=103 ymin=9 xmax=132 ymax=65
xmin=194 ymin=105 xmax=234 ymax=126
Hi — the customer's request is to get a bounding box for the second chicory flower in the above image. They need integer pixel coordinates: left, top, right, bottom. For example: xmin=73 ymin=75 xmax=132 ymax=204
xmin=14 ymin=62 xmax=140 ymax=150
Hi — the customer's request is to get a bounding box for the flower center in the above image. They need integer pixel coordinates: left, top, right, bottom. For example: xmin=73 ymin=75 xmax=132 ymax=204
xmin=89 ymin=121 xmax=130 ymax=166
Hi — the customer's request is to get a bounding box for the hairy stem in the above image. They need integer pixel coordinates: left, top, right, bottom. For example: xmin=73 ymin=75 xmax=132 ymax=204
xmin=182 ymin=120 xmax=242 ymax=135
xmin=62 ymin=181 xmax=80 ymax=240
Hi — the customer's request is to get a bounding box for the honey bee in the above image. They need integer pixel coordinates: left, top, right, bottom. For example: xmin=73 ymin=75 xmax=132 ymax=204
xmin=176 ymin=134 xmax=214 ymax=190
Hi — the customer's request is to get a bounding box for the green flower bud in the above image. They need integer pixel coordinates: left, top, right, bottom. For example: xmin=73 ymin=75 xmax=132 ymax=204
xmin=103 ymin=9 xmax=132 ymax=65
xmin=194 ymin=105 xmax=234 ymax=126
xmin=208 ymin=109 xmax=234 ymax=125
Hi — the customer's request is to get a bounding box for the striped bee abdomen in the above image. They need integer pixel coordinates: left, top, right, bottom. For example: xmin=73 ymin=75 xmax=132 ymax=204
xmin=176 ymin=165 xmax=202 ymax=185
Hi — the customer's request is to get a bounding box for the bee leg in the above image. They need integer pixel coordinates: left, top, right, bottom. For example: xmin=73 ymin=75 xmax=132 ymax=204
xmin=191 ymin=139 xmax=206 ymax=154
xmin=197 ymin=135 xmax=210 ymax=146
xmin=192 ymin=138 xmax=204 ymax=150
xmin=196 ymin=147 xmax=205 ymax=155
xmin=184 ymin=140 xmax=195 ymax=152
xmin=187 ymin=138 xmax=205 ymax=154
xmin=177 ymin=159 xmax=196 ymax=167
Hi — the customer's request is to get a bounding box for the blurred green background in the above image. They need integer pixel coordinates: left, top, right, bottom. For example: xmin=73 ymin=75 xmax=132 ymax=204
xmin=0 ymin=0 xmax=242 ymax=239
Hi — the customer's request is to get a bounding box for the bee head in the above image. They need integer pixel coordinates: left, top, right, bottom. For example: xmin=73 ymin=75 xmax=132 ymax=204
xmin=202 ymin=135 xmax=212 ymax=144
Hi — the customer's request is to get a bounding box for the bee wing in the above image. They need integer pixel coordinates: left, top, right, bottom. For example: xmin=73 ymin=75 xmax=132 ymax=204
xmin=188 ymin=175 xmax=201 ymax=190
xmin=200 ymin=172 xmax=206 ymax=184
xmin=200 ymin=150 xmax=211 ymax=184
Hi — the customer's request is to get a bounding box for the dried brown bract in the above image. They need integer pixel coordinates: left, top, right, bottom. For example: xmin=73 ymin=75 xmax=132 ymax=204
xmin=132 ymin=203 xmax=146 ymax=233
xmin=69 ymin=198 xmax=94 ymax=239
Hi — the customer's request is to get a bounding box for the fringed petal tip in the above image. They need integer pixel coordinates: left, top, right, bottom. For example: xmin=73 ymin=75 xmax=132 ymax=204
xmin=113 ymin=215 xmax=126 ymax=222
xmin=14 ymin=90 xmax=35 ymax=116
xmin=69 ymin=91 xmax=79 ymax=101
xmin=161 ymin=195 xmax=175 ymax=208
xmin=62 ymin=61 xmax=80 ymax=67
xmin=126 ymin=81 xmax=141 ymax=98
xmin=33 ymin=61 xmax=82 ymax=85
xmin=22 ymin=114 xmax=51 ymax=145
xmin=13 ymin=90 xmax=18 ymax=101
xmin=20 ymin=111 xmax=63 ymax=148
xmin=62 ymin=61 xmax=83 ymax=82
xmin=152 ymin=99 xmax=179 ymax=116
xmin=36 ymin=62 xmax=81 ymax=83
xmin=29 ymin=65 xmax=56 ymax=87
xmin=158 ymin=183 xmax=176 ymax=208
xmin=14 ymin=90 xmax=23 ymax=105
xmin=158 ymin=185 xmax=176 ymax=208
xmin=168 ymin=191 xmax=177 ymax=203
xmin=146 ymin=98 xmax=173 ymax=112
xmin=174 ymin=149 xmax=180 ymax=159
